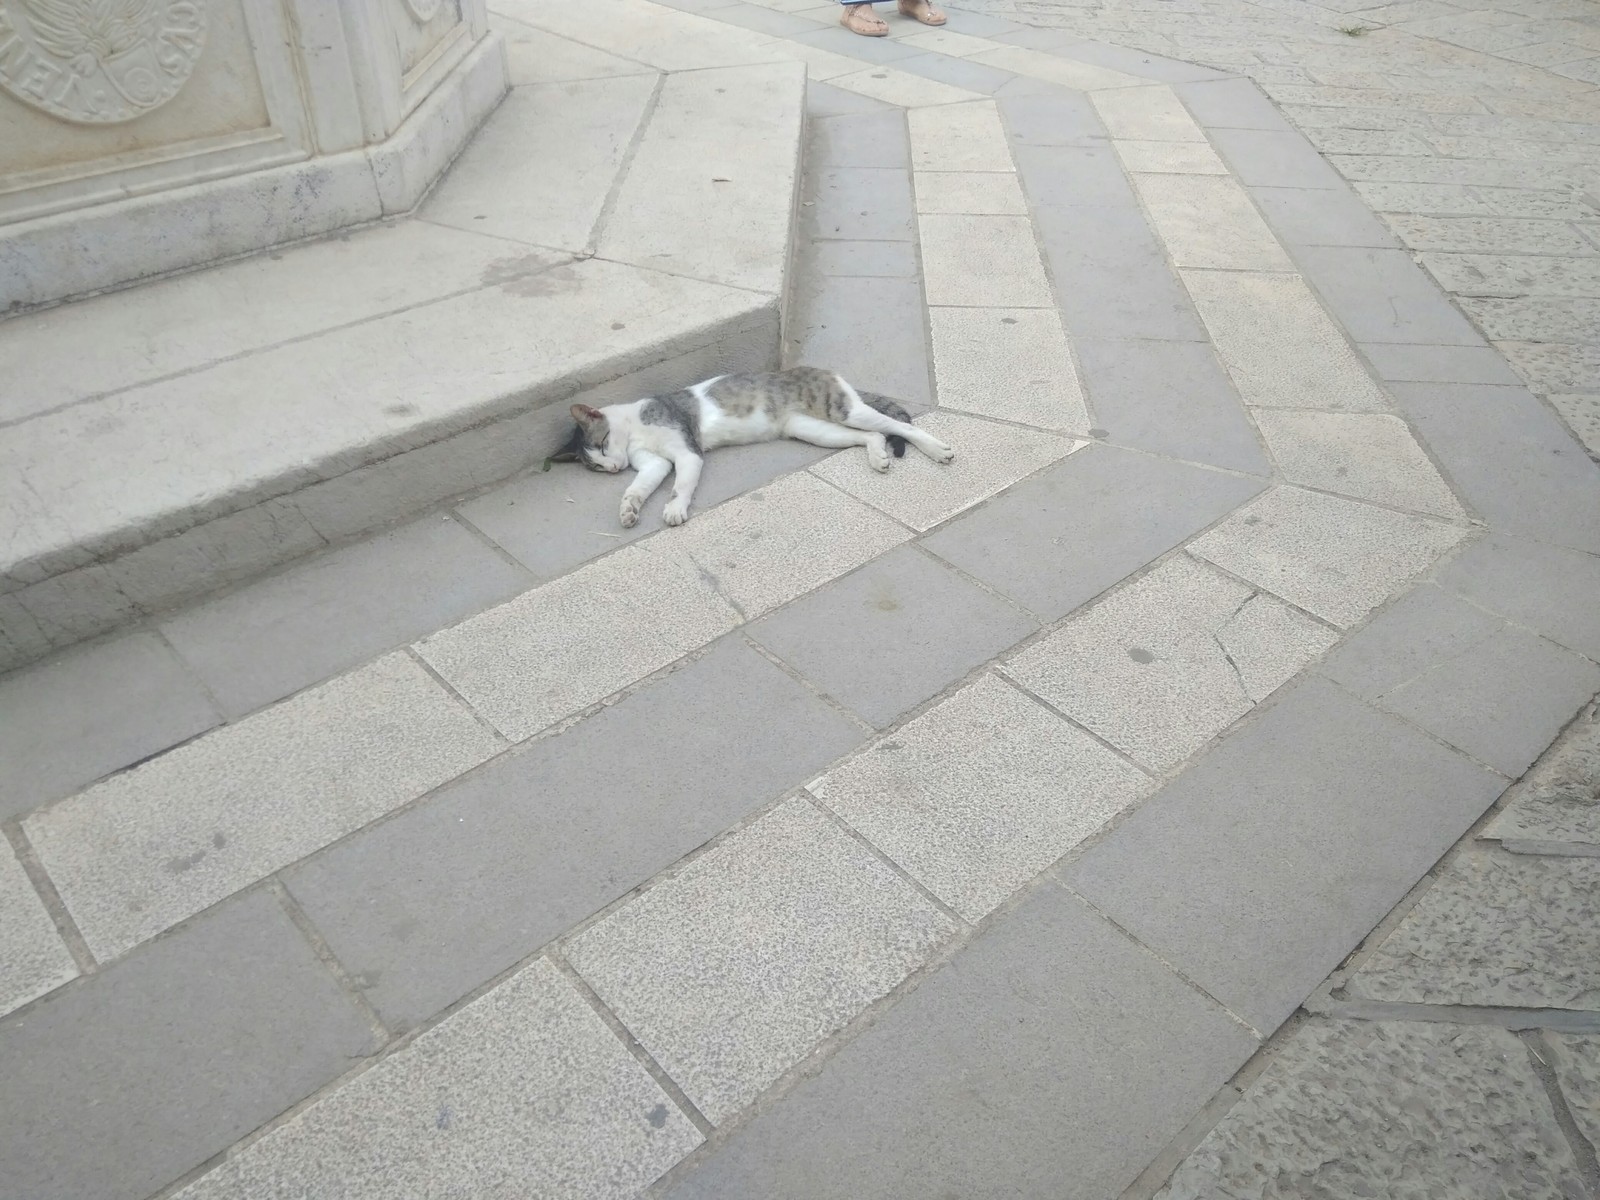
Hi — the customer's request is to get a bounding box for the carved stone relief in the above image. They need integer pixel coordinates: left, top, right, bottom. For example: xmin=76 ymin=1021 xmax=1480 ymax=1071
xmin=0 ymin=0 xmax=208 ymax=124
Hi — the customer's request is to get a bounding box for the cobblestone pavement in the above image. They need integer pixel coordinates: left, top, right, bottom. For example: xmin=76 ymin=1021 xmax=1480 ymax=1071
xmin=4 ymin=1 xmax=1600 ymax=1197
xmin=955 ymin=0 xmax=1600 ymax=454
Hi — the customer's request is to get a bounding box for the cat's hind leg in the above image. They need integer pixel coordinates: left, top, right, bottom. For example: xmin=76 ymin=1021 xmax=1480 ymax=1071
xmin=783 ymin=413 xmax=892 ymax=472
xmin=839 ymin=392 xmax=955 ymax=464
xmin=620 ymin=451 xmax=672 ymax=528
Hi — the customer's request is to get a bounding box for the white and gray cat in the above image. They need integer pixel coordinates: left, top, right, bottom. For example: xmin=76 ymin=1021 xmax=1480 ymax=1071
xmin=550 ymin=366 xmax=955 ymax=528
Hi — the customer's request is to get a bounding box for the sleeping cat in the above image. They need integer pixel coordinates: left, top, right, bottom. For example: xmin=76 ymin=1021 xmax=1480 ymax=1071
xmin=550 ymin=366 xmax=955 ymax=528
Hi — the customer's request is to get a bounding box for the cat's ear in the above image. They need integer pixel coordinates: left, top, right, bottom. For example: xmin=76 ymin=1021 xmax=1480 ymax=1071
xmin=570 ymin=404 xmax=606 ymax=432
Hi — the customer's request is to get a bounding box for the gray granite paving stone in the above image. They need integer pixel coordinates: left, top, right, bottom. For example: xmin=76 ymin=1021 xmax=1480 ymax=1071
xmin=1440 ymin=533 xmax=1600 ymax=661
xmin=1359 ymin=342 xmax=1523 ymax=385
xmin=1058 ymin=40 xmax=1228 ymax=84
xmin=567 ymin=798 xmax=956 ymax=1123
xmin=801 ymin=166 xmax=916 ymax=242
xmin=804 ymin=238 xmax=918 ymax=277
xmin=706 ymin=1 xmax=816 ymax=34
xmin=0 ymin=889 xmax=377 ymax=1200
xmin=1073 ymin=338 xmax=1271 ymax=474
xmin=1252 ymin=410 xmax=1465 ymax=518
xmin=0 ymin=845 xmax=77 ymax=1018
xmin=1318 ymin=582 xmax=1502 ymax=698
xmin=1292 ymin=245 xmax=1484 ymax=344
xmin=805 ymin=80 xmax=893 ymax=119
xmin=1064 ymin=675 xmax=1505 ymax=1032
xmin=1191 ymin=486 xmax=1468 ymax=629
xmin=791 ymin=25 xmax=925 ymax=65
xmin=160 ymin=516 xmax=530 ymax=719
xmin=1008 ymin=555 xmax=1336 ymax=771
xmin=1253 ymin=185 xmax=1401 ymax=247
xmin=1348 ymin=850 xmax=1600 ymax=1009
xmin=23 ymin=652 xmax=502 ymax=962
xmin=1498 ymin=341 xmax=1600 ymax=395
xmin=997 ymin=91 xmax=1110 ymax=151
xmin=1172 ymin=78 xmax=1295 ymax=131
xmin=922 ymin=445 xmax=1265 ymax=620
xmin=805 ymin=110 xmax=911 ymax=169
xmin=1547 ymin=1034 xmax=1600 ymax=1152
xmin=814 ymin=673 xmax=1151 ymax=919
xmin=787 ymin=271 xmax=932 ymax=408
xmin=894 ymin=51 xmax=1015 ymax=94
xmin=1156 ymin=1020 xmax=1585 ymax=1200
xmin=747 ymin=545 xmax=1036 ymax=726
xmin=0 ymin=630 xmax=219 ymax=820
xmin=663 ymin=881 xmax=1257 ymax=1200
xmin=285 ymin=638 xmax=865 ymax=1030
xmin=174 ymin=959 xmax=700 ymax=1200
xmin=1486 ymin=704 xmax=1600 ymax=847
xmin=1011 ymin=142 xmax=1138 ymax=206
xmin=1390 ymin=382 xmax=1600 ymax=554
xmin=1209 ymin=127 xmax=1347 ymax=189
xmin=1375 ymin=625 xmax=1600 ymax=776
xmin=1030 ymin=204 xmax=1209 ymax=341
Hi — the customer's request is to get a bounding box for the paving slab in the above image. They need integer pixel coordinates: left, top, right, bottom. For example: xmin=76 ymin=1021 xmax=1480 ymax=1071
xmin=922 ymin=445 xmax=1265 ymax=619
xmin=1547 ymin=1034 xmax=1600 ymax=1152
xmin=914 ymin=170 xmax=1029 ymax=214
xmin=0 ymin=630 xmax=219 ymax=820
xmin=568 ymin=798 xmax=955 ymax=1123
xmin=174 ymin=959 xmax=701 ymax=1200
xmin=813 ymin=673 xmax=1150 ymax=919
xmin=1001 ymin=92 xmax=1115 ymax=155
xmin=1073 ymin=339 xmax=1270 ymax=474
xmin=1092 ymin=84 xmax=1208 ymax=141
xmin=494 ymin=17 xmax=658 ymax=84
xmin=907 ymin=100 xmax=1015 ymax=171
xmin=1208 ymin=126 xmax=1348 ymax=189
xmin=1439 ymin=533 xmax=1600 ymax=661
xmin=1358 ymin=342 xmax=1523 ymax=385
xmin=805 ymin=79 xmax=895 ymax=118
xmin=747 ymin=545 xmax=1037 ymax=726
xmin=495 ymin=0 xmax=785 ymax=69
xmin=285 ymin=638 xmax=865 ymax=1030
xmin=1252 ymin=410 xmax=1464 ymax=518
xmin=1252 ymin=184 xmax=1402 ymax=247
xmin=160 ymin=515 xmax=531 ymax=720
xmin=801 ymin=166 xmax=916 ymax=242
xmin=918 ymin=213 xmax=1055 ymax=306
xmin=0 ymin=889 xmax=376 ymax=1200
xmin=1132 ymin=174 xmax=1296 ymax=271
xmin=413 ymin=540 xmax=739 ymax=742
xmin=1181 ymin=270 xmax=1392 ymax=412
xmin=1172 ymin=78 xmax=1295 ymax=131
xmin=895 ymin=50 xmax=1017 ymax=93
xmin=663 ymin=881 xmax=1256 ymax=1200
xmin=0 ymin=844 xmax=76 ymax=1018
xmin=1547 ymin=392 xmax=1600 ymax=458
xmin=1190 ymin=486 xmax=1468 ymax=628
xmin=23 ymin=653 xmax=499 ymax=963
xmin=423 ymin=78 xmax=656 ymax=251
xmin=1114 ymin=139 xmax=1228 ymax=173
xmin=1348 ymin=849 xmax=1600 ymax=1009
xmin=786 ymin=271 xmax=932 ymax=408
xmin=1064 ymin=675 xmax=1505 ymax=1032
xmin=1007 ymin=555 xmax=1335 ymax=771
xmin=1485 ymin=703 xmax=1600 ymax=847
xmin=1390 ymin=382 xmax=1600 ymax=553
xmin=1156 ymin=1019 xmax=1585 ymax=1200
xmin=804 ymin=110 xmax=912 ymax=168
xmin=927 ymin=307 xmax=1089 ymax=431
xmin=827 ymin=68 xmax=987 ymax=114
xmin=1317 ymin=581 xmax=1502 ymax=698
xmin=802 ymin=238 xmax=919 ymax=276
xmin=1292 ymin=245 xmax=1485 ymax=345
xmin=809 ymin=411 xmax=1078 ymax=530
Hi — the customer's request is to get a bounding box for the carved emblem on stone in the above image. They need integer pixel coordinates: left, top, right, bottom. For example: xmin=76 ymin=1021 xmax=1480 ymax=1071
xmin=0 ymin=0 xmax=208 ymax=124
xmin=402 ymin=0 xmax=444 ymax=22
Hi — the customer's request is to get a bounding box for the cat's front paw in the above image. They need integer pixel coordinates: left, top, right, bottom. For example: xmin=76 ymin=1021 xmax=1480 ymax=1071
xmin=929 ymin=440 xmax=955 ymax=464
xmin=867 ymin=440 xmax=892 ymax=473
xmin=620 ymin=496 xmax=643 ymax=528
xmin=663 ymin=499 xmax=691 ymax=526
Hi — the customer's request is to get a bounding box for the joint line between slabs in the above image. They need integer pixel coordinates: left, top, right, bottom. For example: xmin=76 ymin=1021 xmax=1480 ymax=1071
xmin=1523 ymin=1029 xmax=1600 ymax=1194
xmin=804 ymin=790 xmax=972 ymax=928
xmin=403 ymin=645 xmax=514 ymax=748
xmin=3 ymin=820 xmax=98 ymax=976
xmin=269 ymin=877 xmax=393 ymax=1046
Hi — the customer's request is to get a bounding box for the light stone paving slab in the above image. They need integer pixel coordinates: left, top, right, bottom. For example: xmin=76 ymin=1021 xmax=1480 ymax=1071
xmin=830 ymin=67 xmax=985 ymax=108
xmin=1156 ymin=1020 xmax=1586 ymax=1200
xmin=1348 ymin=849 xmax=1600 ymax=1009
xmin=565 ymin=798 xmax=957 ymax=1123
xmin=914 ymin=171 xmax=1029 ymax=214
xmin=414 ymin=541 xmax=739 ymax=742
xmin=1182 ymin=270 xmax=1393 ymax=412
xmin=809 ymin=411 xmax=1079 ymax=530
xmin=642 ymin=471 xmax=912 ymax=618
xmin=1547 ymin=1034 xmax=1600 ymax=1153
xmin=898 ymin=29 xmax=999 ymax=57
xmin=908 ymin=101 xmax=1015 ymax=171
xmin=493 ymin=0 xmax=787 ymax=70
xmin=22 ymin=653 xmax=501 ymax=963
xmin=598 ymin=62 xmax=806 ymax=294
xmin=494 ymin=17 xmax=658 ymax=84
xmin=1485 ymin=703 xmax=1600 ymax=847
xmin=1006 ymin=555 xmax=1336 ymax=771
xmin=918 ymin=214 xmax=1055 ymax=306
xmin=1253 ymin=410 xmax=1465 ymax=518
xmin=765 ymin=39 xmax=872 ymax=81
xmin=423 ymin=78 xmax=657 ymax=252
xmin=0 ymin=845 xmax=77 ymax=1018
xmin=1113 ymin=139 xmax=1228 ymax=174
xmin=1091 ymin=84 xmax=1208 ymax=141
xmin=1191 ymin=487 xmax=1468 ymax=628
xmin=1546 ymin=394 xmax=1600 ymax=457
xmin=1131 ymin=174 xmax=1296 ymax=271
xmin=969 ymin=44 xmax=1146 ymax=91
xmin=812 ymin=673 xmax=1151 ymax=920
xmin=928 ymin=307 xmax=1089 ymax=431
xmin=173 ymin=959 xmax=702 ymax=1200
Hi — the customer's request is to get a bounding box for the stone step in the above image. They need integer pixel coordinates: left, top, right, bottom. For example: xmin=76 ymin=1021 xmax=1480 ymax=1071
xmin=0 ymin=45 xmax=806 ymax=673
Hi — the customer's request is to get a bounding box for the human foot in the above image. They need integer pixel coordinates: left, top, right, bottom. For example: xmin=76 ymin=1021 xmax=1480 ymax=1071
xmin=841 ymin=3 xmax=889 ymax=35
xmin=897 ymin=0 xmax=946 ymax=23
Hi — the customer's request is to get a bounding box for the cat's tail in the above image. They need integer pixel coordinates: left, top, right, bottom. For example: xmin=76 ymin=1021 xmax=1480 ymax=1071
xmin=859 ymin=391 xmax=912 ymax=457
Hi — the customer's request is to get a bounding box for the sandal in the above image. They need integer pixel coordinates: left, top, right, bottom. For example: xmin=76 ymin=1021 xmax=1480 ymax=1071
xmin=840 ymin=3 xmax=889 ymax=35
xmin=897 ymin=0 xmax=946 ymax=23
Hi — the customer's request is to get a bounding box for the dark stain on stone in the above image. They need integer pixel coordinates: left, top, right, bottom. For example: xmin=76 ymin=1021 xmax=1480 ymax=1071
xmin=879 ymin=741 xmax=904 ymax=751
xmin=647 ymin=1104 xmax=668 ymax=1128
xmin=612 ymin=322 xmax=626 ymax=330
xmin=1244 ymin=515 xmax=1263 ymax=525
xmin=436 ymin=1106 xmax=453 ymax=1130
xmin=212 ymin=831 xmax=227 ymax=849
xmin=384 ymin=403 xmax=418 ymax=417
xmin=874 ymin=593 xmax=900 ymax=612
xmin=166 ymin=848 xmax=207 ymax=874
xmin=1000 ymin=317 xmax=1017 ymax=324
xmin=1088 ymin=427 xmax=1109 ymax=439
xmin=482 ymin=254 xmax=556 ymax=286
xmin=500 ymin=265 xmax=582 ymax=298
xmin=1128 ymin=647 xmax=1155 ymax=663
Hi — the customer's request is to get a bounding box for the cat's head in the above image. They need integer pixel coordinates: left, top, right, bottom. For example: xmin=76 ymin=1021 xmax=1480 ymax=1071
xmin=550 ymin=404 xmax=627 ymax=473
